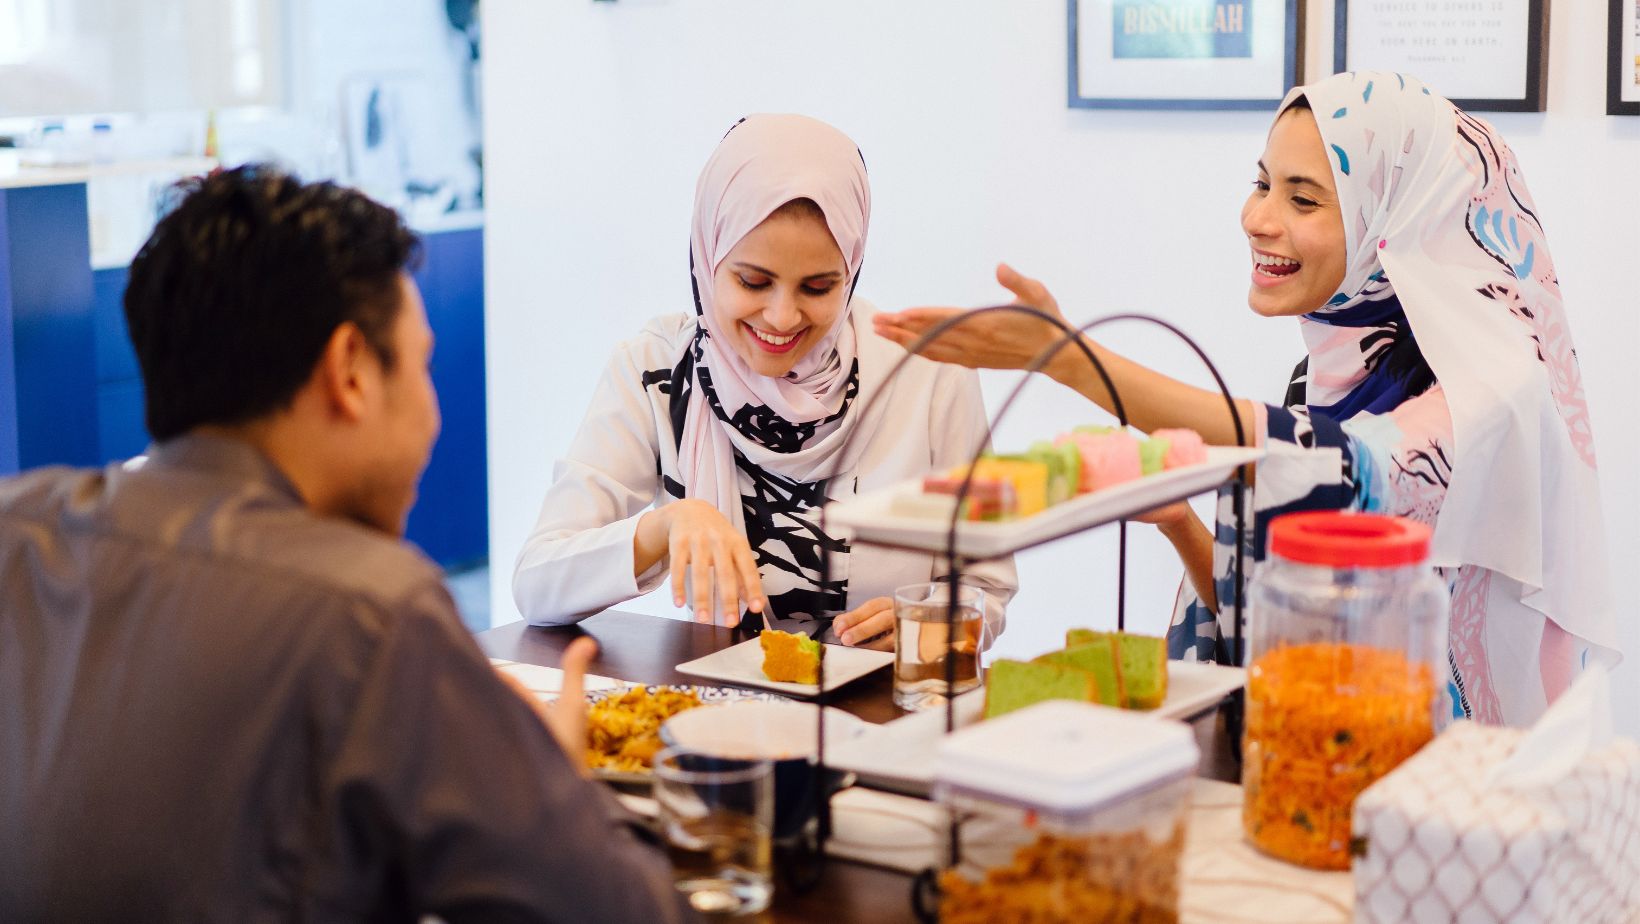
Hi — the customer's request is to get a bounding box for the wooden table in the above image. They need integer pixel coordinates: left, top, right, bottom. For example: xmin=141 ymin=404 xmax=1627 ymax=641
xmin=477 ymin=610 xmax=1245 ymax=923
xmin=478 ymin=610 xmax=921 ymax=923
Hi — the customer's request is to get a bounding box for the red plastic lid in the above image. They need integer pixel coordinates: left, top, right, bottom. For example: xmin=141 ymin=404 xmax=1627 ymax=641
xmin=1268 ymin=512 xmax=1431 ymax=568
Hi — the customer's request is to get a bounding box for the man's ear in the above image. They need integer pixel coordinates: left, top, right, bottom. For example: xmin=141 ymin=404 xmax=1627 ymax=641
xmin=314 ymin=322 xmax=373 ymax=423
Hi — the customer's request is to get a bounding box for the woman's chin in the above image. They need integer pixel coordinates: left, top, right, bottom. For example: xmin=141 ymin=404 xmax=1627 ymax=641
xmin=738 ymin=346 xmax=805 ymax=379
xmin=1247 ymin=292 xmax=1316 ymax=318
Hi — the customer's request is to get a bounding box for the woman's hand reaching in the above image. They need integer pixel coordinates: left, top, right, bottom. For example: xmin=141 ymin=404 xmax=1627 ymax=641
xmin=872 ymin=264 xmax=1077 ymax=375
xmin=636 ymin=499 xmax=767 ymax=627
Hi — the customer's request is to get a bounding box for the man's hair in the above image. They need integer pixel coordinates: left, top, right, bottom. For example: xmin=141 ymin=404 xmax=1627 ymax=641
xmin=124 ymin=165 xmax=420 ymax=441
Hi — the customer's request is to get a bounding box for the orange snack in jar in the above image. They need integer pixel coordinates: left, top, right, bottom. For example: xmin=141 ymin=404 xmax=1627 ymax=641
xmin=939 ymin=828 xmax=1184 ymax=924
xmin=1242 ymin=642 xmax=1435 ymax=870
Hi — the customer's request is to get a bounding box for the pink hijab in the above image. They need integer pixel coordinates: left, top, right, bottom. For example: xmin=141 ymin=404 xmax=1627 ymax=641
xmin=678 ymin=114 xmax=889 ymax=533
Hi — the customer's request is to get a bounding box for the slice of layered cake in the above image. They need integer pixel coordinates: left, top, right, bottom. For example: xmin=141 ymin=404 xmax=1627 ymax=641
xmin=982 ymin=659 xmax=1100 ymax=719
xmin=760 ymin=628 xmax=823 ymax=684
xmin=1035 ymin=637 xmax=1125 ymax=707
xmin=1067 ymin=628 xmax=1168 ymax=710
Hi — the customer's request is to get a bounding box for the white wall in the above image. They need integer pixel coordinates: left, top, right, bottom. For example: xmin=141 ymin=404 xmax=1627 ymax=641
xmin=484 ymin=0 xmax=1640 ymax=732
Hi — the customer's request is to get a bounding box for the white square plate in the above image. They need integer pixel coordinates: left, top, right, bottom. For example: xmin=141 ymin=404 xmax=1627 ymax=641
xmin=828 ymin=660 xmax=1246 ymax=794
xmin=674 ymin=636 xmax=895 ymax=698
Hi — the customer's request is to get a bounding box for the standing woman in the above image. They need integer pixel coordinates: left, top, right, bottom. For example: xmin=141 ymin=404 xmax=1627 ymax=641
xmin=875 ymin=72 xmax=1615 ymax=725
xmin=515 ymin=114 xmax=1015 ymax=647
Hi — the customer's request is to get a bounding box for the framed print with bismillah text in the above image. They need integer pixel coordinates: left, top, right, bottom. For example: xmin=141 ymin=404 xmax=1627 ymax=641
xmin=1611 ymin=0 xmax=1640 ymax=115
xmin=1068 ymin=0 xmax=1304 ymax=111
xmin=1334 ymin=0 xmax=1551 ymax=112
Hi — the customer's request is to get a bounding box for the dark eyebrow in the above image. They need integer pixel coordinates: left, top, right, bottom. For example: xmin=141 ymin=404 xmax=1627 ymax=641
xmin=1257 ymin=161 xmax=1327 ymax=190
xmin=730 ymin=262 xmax=844 ymax=282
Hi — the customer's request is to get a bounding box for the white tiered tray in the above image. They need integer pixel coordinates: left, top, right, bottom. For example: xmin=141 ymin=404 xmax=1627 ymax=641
xmin=823 ymin=447 xmax=1264 ymax=560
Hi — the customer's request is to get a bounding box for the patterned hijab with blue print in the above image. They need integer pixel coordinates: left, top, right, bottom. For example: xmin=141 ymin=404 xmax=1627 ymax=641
xmin=1284 ymin=77 xmax=1436 ymax=419
xmin=1283 ymin=72 xmax=1616 ymax=662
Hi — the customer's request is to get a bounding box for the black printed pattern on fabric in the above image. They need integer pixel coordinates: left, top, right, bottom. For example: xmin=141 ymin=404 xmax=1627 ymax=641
xmin=1366 ymin=320 xmax=1437 ymax=399
xmin=733 ymin=448 xmax=850 ymax=628
xmin=1282 ymin=325 xmax=1435 ymax=414
xmin=663 ymin=325 xmax=862 ymax=454
xmin=697 ymin=353 xmax=860 ymax=454
xmin=1283 ymin=357 xmax=1310 ymax=408
xmin=640 ymin=361 xmax=690 ymax=499
xmin=649 ymin=332 xmax=853 ymax=628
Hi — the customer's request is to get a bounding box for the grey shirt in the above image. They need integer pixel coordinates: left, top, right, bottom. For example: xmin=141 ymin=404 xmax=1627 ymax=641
xmin=0 ymin=434 xmax=696 ymax=924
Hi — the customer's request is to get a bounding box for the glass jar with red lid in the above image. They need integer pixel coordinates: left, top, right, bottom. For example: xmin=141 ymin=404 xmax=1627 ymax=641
xmin=1242 ymin=511 xmax=1449 ymax=870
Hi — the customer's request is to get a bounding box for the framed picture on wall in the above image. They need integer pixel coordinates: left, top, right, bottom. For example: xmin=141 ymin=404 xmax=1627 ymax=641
xmin=1334 ymin=0 xmax=1550 ymax=112
xmin=1067 ymin=0 xmax=1304 ymax=110
xmin=1612 ymin=0 xmax=1640 ymax=115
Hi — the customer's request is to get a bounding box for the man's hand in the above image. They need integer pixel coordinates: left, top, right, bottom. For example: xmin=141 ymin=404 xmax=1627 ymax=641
xmin=497 ymin=637 xmax=600 ymax=778
xmin=544 ymin=638 xmax=598 ymax=776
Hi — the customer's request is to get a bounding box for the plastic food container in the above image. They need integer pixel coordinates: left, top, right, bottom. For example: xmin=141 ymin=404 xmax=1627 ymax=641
xmin=1243 ymin=512 xmax=1449 ymax=870
xmin=933 ymin=700 xmax=1200 ymax=923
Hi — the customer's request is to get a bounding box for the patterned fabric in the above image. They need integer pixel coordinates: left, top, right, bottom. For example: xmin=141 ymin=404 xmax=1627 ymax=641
xmin=671 ymin=114 xmax=894 ymax=625
xmin=1352 ymin=708 xmax=1640 ymax=922
xmin=1166 ymin=72 xmax=1614 ymax=727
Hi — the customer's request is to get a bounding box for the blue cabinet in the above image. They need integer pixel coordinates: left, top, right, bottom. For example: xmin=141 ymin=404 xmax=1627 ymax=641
xmin=0 ymin=184 xmax=100 ymax=471
xmin=0 ymin=187 xmax=489 ymax=568
xmin=407 ymin=227 xmax=489 ymax=568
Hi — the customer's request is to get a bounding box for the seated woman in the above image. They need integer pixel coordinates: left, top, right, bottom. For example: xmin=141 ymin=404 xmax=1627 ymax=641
xmin=874 ymin=72 xmax=1615 ymax=724
xmin=515 ymin=113 xmax=1016 ymax=648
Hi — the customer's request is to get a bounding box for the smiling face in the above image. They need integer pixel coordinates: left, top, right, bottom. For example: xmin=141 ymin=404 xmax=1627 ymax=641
xmin=710 ymin=199 xmax=849 ymax=378
xmin=1241 ymin=105 xmax=1350 ymax=318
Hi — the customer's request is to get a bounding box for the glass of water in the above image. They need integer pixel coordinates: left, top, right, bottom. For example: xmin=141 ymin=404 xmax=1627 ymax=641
xmin=654 ymin=748 xmax=774 ymax=916
xmin=893 ymin=581 xmax=986 ymax=711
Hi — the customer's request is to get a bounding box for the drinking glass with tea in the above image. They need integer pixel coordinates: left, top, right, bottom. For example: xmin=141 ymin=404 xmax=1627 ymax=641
xmin=893 ymin=581 xmax=986 ymax=711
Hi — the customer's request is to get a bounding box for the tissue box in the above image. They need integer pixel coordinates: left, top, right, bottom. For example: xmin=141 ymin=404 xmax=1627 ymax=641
xmin=1351 ymin=721 xmax=1640 ymax=923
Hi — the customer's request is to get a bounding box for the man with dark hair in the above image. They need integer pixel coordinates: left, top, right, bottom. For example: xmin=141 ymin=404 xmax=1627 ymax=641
xmin=0 ymin=166 xmax=696 ymax=922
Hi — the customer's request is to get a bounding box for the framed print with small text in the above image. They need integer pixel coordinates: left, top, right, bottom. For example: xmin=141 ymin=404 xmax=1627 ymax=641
xmin=1068 ymin=0 xmax=1304 ymax=110
xmin=1612 ymin=0 xmax=1640 ymax=115
xmin=1334 ymin=0 xmax=1550 ymax=112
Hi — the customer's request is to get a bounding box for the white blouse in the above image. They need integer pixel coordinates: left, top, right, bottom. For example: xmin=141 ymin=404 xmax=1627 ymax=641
xmin=513 ymin=312 xmax=1018 ymax=639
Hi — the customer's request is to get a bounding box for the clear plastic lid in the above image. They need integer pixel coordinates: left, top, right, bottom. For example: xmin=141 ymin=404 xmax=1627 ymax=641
xmin=934 ymin=700 xmax=1199 ymax=821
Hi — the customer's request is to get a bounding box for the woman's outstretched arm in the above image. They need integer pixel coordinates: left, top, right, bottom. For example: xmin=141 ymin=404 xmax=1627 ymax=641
xmin=873 ymin=263 xmax=1259 ymax=448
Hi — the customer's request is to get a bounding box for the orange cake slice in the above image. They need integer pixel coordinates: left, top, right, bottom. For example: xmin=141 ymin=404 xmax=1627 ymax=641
xmin=760 ymin=629 xmax=823 ymax=684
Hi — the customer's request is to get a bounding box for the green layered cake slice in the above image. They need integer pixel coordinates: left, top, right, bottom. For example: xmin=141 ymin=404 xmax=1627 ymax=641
xmin=1036 ymin=638 xmax=1125 ymax=707
xmin=1114 ymin=632 xmax=1167 ymax=709
xmin=1025 ymin=440 xmax=1080 ymax=506
xmin=1064 ymin=628 xmax=1168 ymax=710
xmin=1138 ymin=436 xmax=1171 ymax=475
xmin=983 ymin=659 xmax=1098 ymax=719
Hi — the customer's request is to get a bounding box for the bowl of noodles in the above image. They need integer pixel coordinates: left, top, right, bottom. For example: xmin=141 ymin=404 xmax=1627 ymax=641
xmin=585 ymin=684 xmax=786 ymax=784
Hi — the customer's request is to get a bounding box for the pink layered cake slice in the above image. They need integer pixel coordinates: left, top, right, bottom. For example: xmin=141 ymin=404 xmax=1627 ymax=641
xmin=1058 ymin=429 xmax=1142 ymax=491
xmin=1149 ymin=428 xmax=1207 ymax=469
xmin=919 ymin=468 xmax=1016 ymax=521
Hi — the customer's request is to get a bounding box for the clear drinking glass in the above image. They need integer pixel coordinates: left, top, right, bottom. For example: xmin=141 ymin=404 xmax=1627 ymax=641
xmin=893 ymin=581 xmax=986 ymax=711
xmin=654 ymin=748 xmax=774 ymax=916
